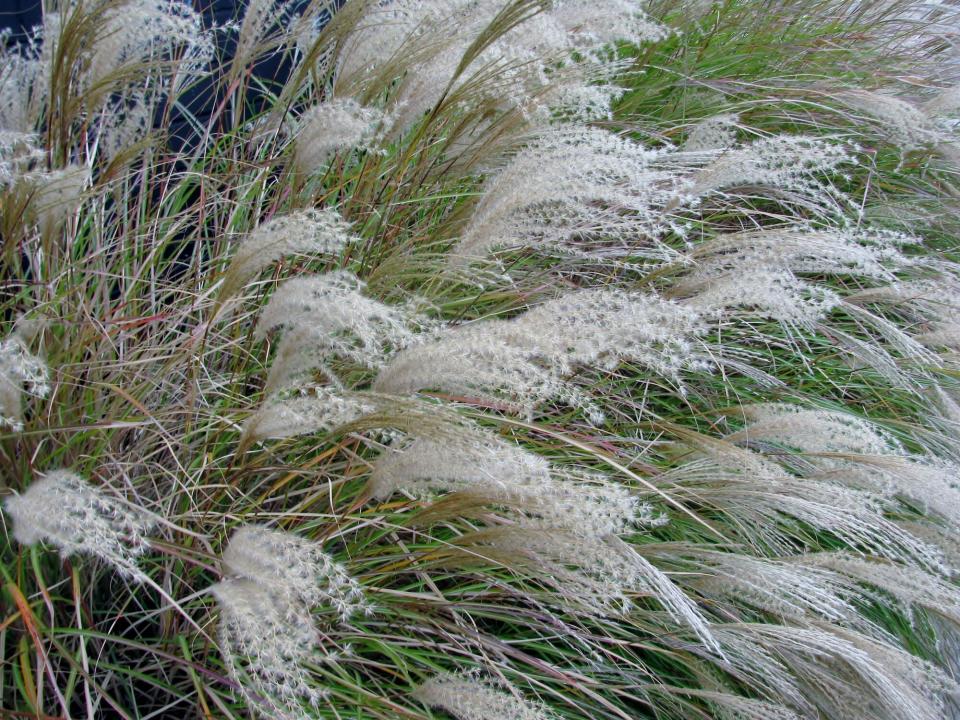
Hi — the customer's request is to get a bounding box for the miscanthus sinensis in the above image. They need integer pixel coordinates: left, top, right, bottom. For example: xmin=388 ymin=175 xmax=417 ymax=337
xmin=291 ymin=98 xmax=391 ymax=175
xmin=688 ymin=134 xmax=855 ymax=215
xmin=369 ymin=430 xmax=653 ymax=536
xmin=466 ymin=528 xmax=718 ymax=649
xmin=666 ymin=445 xmax=944 ymax=568
xmin=660 ymin=548 xmax=861 ymax=625
xmin=0 ymin=0 xmax=213 ymax=160
xmin=450 ymin=127 xmax=858 ymax=267
xmin=241 ymin=386 xmax=376 ymax=444
xmin=255 ymin=271 xmax=417 ymax=391
xmin=805 ymin=553 xmax=960 ymax=626
xmin=0 ymin=131 xmax=43 ymax=186
xmin=3 ymin=470 xmax=155 ymax=581
xmin=847 ymin=277 xmax=960 ymax=352
xmin=726 ymin=403 xmax=904 ymax=458
xmin=0 ymin=331 xmax=48 ymax=431
xmin=211 ymin=578 xmax=330 ymax=719
xmin=712 ymin=623 xmax=953 ymax=720
xmin=414 ymin=673 xmax=557 ymax=720
xmin=449 ymin=126 xmax=690 ymax=264
xmin=682 ymin=114 xmax=740 ymax=152
xmin=213 ymin=526 xmax=369 ymax=718
xmin=375 ymin=287 xmax=708 ymax=421
xmin=838 ymin=88 xmax=960 ymax=162
xmin=336 ymin=0 xmax=668 ymax=137
xmin=673 ymin=227 xmax=916 ymax=328
xmin=221 ymin=525 xmax=371 ymax=622
xmin=83 ymin=0 xmax=212 ymax=99
xmin=24 ymin=164 xmax=89 ymax=239
xmin=219 ymin=208 xmax=357 ymax=302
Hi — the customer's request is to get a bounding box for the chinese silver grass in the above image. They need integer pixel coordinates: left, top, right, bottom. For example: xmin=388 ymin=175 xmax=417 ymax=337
xmin=725 ymin=403 xmax=903 ymax=460
xmin=26 ymin=164 xmax=89 ymax=239
xmin=924 ymin=84 xmax=960 ymax=118
xmin=414 ymin=673 xmax=556 ymax=720
xmin=839 ymin=89 xmax=945 ymax=153
xmin=375 ymin=288 xmax=709 ymax=421
xmin=655 ymin=547 xmax=861 ymax=625
xmin=369 ymin=431 xmax=651 ymax=537
xmin=219 ymin=208 xmax=356 ymax=302
xmin=682 ymin=114 xmax=740 ymax=152
xmin=256 ymin=271 xmax=416 ymax=391
xmin=291 ymin=98 xmax=390 ymax=175
xmin=665 ymin=456 xmax=944 ymax=569
xmin=240 ymin=386 xmax=464 ymax=445
xmin=221 ymin=525 xmax=370 ymax=622
xmin=845 ymin=277 xmax=960 ymax=352
xmin=817 ymin=456 xmax=960 ymax=529
xmin=3 ymin=469 xmax=155 ymax=581
xmin=241 ymin=386 xmax=376 ymax=444
xmin=467 ymin=528 xmax=719 ymax=651
xmin=97 ymin=91 xmax=154 ymax=162
xmin=449 ymin=126 xmax=690 ymax=265
xmin=0 ymin=50 xmax=40 ymax=134
xmin=804 ymin=553 xmax=960 ymax=626
xmin=665 ymin=690 xmax=805 ymax=720
xmin=211 ymin=578 xmax=330 ymax=720
xmin=0 ymin=131 xmax=42 ymax=187
xmin=688 ymin=135 xmax=854 ymax=215
xmin=335 ymin=0 xmax=667 ymax=138
xmin=713 ymin=623 xmax=953 ymax=720
xmin=0 ymin=332 xmax=49 ymax=431
xmin=677 ymin=227 xmax=914 ymax=299
xmin=83 ymin=0 xmax=211 ymax=103
xmin=681 ymin=266 xmax=841 ymax=329
xmin=232 ymin=0 xmax=276 ymax=78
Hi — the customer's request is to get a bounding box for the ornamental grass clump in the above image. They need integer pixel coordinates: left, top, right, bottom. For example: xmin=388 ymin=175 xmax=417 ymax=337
xmin=6 ymin=0 xmax=960 ymax=719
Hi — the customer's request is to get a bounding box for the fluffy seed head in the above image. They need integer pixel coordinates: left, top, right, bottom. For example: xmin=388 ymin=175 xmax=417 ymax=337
xmin=4 ymin=470 xmax=154 ymax=581
xmin=292 ymin=99 xmax=390 ymax=175
xmin=414 ymin=673 xmax=557 ymax=720
xmin=376 ymin=288 xmax=708 ymax=421
xmin=222 ymin=525 xmax=370 ymax=622
xmin=212 ymin=578 xmax=329 ymax=719
xmin=220 ymin=208 xmax=356 ymax=301
xmin=0 ymin=334 xmax=49 ymax=431
xmin=370 ymin=430 xmax=654 ymax=536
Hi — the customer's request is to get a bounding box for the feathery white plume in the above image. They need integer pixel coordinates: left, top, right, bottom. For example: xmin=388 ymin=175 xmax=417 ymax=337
xmin=222 ymin=525 xmax=370 ymax=622
xmin=0 ymin=332 xmax=48 ymax=431
xmin=690 ymin=135 xmax=853 ymax=212
xmin=376 ymin=288 xmax=708 ymax=420
xmin=715 ymin=623 xmax=952 ymax=720
xmin=414 ymin=673 xmax=556 ymax=720
xmin=683 ymin=114 xmax=740 ymax=152
xmin=675 ymin=224 xmax=917 ymax=332
xmin=292 ymin=99 xmax=390 ymax=174
xmin=805 ymin=553 xmax=960 ymax=624
xmin=241 ymin=386 xmax=376 ymax=444
xmin=4 ymin=470 xmax=154 ymax=580
xmin=370 ymin=431 xmax=652 ymax=536
xmin=840 ymin=89 xmax=944 ymax=153
xmin=220 ymin=208 xmax=356 ymax=300
xmin=27 ymin=164 xmax=89 ymax=238
xmin=0 ymin=131 xmax=43 ymax=186
xmin=450 ymin=126 xmax=689 ymax=264
xmin=727 ymin=403 xmax=903 ymax=459
xmin=212 ymin=578 xmax=329 ymax=719
xmin=256 ymin=271 xmax=415 ymax=391
xmin=475 ymin=529 xmax=719 ymax=650
xmin=84 ymin=0 xmax=210 ymax=95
